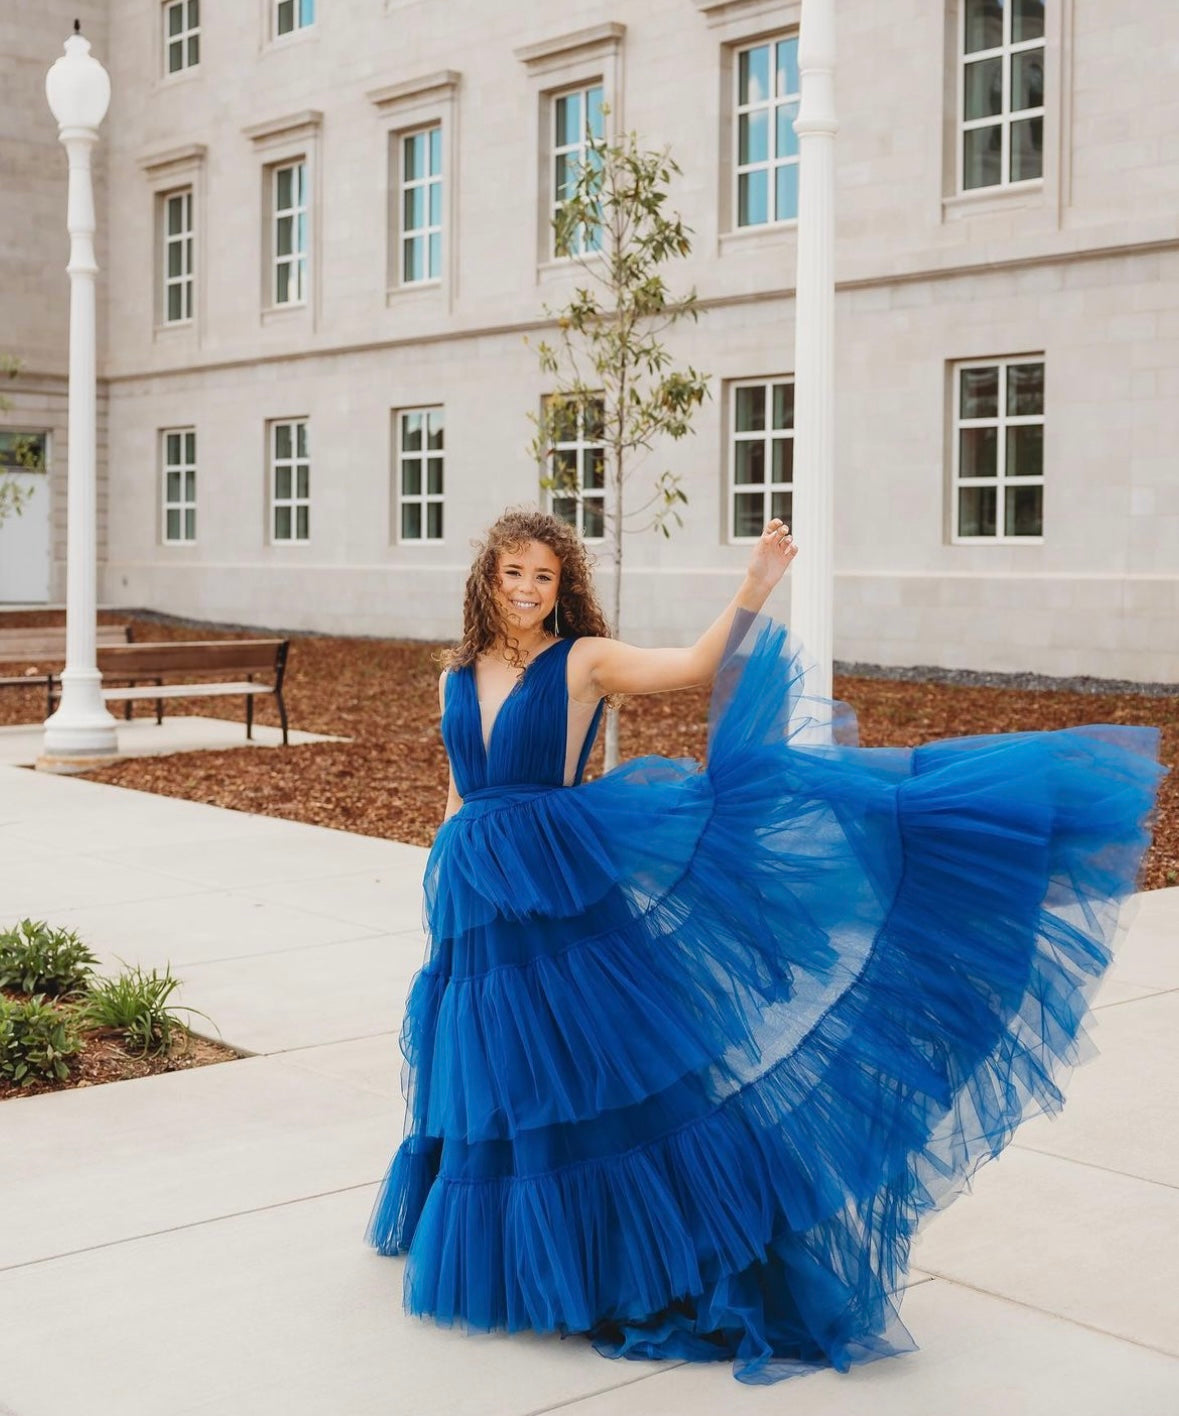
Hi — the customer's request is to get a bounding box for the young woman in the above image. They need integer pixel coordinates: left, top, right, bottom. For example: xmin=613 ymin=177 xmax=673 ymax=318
xmin=368 ymin=507 xmax=1162 ymax=1384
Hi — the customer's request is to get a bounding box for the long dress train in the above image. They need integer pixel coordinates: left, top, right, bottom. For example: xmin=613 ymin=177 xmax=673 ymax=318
xmin=366 ymin=612 xmax=1163 ymax=1383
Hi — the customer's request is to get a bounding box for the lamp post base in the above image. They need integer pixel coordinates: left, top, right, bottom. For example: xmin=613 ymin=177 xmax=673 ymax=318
xmin=35 ymin=750 xmax=123 ymax=776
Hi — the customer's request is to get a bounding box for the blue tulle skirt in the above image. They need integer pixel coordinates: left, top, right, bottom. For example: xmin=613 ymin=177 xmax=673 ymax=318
xmin=367 ymin=614 xmax=1163 ymax=1382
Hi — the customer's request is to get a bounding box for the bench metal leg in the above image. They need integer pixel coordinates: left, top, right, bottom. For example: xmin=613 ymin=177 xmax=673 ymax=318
xmin=246 ymin=693 xmax=254 ymax=740
xmin=276 ymin=689 xmax=289 ymax=746
xmin=156 ymin=679 xmax=164 ymax=726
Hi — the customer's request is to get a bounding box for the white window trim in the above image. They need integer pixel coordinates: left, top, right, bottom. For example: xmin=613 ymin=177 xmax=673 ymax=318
xmin=951 ymin=356 xmax=1046 ymax=545
xmin=244 ymin=111 xmax=323 ymax=328
xmin=395 ymin=406 xmax=445 ymax=544
xmin=271 ymin=158 xmax=309 ymax=308
xmin=161 ymin=427 xmax=197 ymax=545
xmin=542 ymin=395 xmax=607 ymax=543
xmin=549 ymin=82 xmax=607 ymax=260
xmin=368 ymin=72 xmax=461 ymax=307
xmin=400 ymin=127 xmax=443 ymax=286
xmin=727 ymin=377 xmax=794 ymax=544
xmin=956 ymin=1 xmax=1046 ymax=195
xmin=732 ymin=35 xmax=801 ymax=234
xmin=162 ymin=189 xmax=195 ymax=325
xmin=515 ymin=24 xmax=625 ymax=278
xmin=942 ymin=0 xmax=1068 ymax=223
xmin=137 ymin=143 xmax=207 ymax=342
xmin=269 ymin=418 xmax=311 ymax=545
xmin=261 ymin=0 xmax=317 ymax=49
xmin=161 ymin=0 xmax=200 ymax=79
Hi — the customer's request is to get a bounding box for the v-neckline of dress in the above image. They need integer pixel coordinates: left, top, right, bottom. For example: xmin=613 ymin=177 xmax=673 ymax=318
xmin=472 ymin=638 xmax=567 ymax=761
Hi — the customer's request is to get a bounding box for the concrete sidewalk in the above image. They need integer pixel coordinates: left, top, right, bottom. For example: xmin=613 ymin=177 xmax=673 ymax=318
xmin=0 ymin=764 xmax=1176 ymax=1416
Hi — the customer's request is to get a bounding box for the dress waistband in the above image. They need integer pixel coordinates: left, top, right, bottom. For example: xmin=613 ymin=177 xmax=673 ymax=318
xmin=459 ymin=783 xmax=564 ymax=813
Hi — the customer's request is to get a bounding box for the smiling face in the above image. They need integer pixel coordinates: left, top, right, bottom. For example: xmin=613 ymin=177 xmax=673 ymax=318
xmin=493 ymin=539 xmax=561 ymax=638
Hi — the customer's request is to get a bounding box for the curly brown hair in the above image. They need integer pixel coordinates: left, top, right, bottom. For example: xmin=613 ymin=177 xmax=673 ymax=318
xmin=441 ymin=508 xmax=613 ymax=671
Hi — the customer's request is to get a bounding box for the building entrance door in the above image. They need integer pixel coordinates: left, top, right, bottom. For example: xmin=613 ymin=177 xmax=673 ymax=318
xmin=0 ymin=431 xmax=51 ymax=603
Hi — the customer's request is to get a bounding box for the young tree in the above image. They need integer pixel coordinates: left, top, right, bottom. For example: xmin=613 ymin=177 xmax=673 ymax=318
xmin=529 ymin=123 xmax=709 ymax=769
xmin=0 ymin=356 xmax=46 ymax=527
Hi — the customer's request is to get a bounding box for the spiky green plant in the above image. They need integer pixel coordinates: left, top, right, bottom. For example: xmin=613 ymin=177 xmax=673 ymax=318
xmin=0 ymin=919 xmax=98 ymax=997
xmin=74 ymin=964 xmax=210 ymax=1056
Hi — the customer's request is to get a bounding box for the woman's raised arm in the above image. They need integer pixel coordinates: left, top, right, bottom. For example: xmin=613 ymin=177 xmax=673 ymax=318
xmin=573 ymin=519 xmax=797 ymax=700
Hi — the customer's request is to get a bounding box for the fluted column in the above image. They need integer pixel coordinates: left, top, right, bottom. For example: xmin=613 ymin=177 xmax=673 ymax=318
xmin=792 ymin=0 xmax=838 ymax=708
xmin=41 ymin=27 xmax=119 ymax=769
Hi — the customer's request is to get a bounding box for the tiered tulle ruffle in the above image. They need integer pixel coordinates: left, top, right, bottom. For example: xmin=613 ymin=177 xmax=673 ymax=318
xmin=367 ymin=613 xmax=1163 ymax=1382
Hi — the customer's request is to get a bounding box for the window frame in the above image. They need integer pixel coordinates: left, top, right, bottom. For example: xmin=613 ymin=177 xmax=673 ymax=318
xmin=270 ymin=159 xmax=308 ymax=308
xmin=951 ymin=356 xmax=1046 ymax=544
xmin=161 ymin=427 xmax=197 ymax=545
xmin=269 ymin=417 xmax=311 ymax=544
xmin=398 ymin=125 xmax=444 ymax=287
xmin=957 ymin=0 xmax=1046 ymax=194
xmin=395 ymin=406 xmax=445 ymax=544
xmin=138 ymin=144 xmax=207 ymax=339
xmin=274 ymin=0 xmax=315 ymax=40
xmin=732 ymin=34 xmax=801 ymax=232
xmin=549 ymin=81 xmax=606 ymax=260
xmin=726 ymin=377 xmax=795 ymax=544
xmin=543 ymin=395 xmax=607 ymax=543
xmin=162 ymin=0 xmax=200 ymax=76
xmin=162 ymin=187 xmax=194 ymax=325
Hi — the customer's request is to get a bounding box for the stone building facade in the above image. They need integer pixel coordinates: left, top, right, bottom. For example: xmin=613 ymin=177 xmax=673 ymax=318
xmin=2 ymin=0 xmax=1177 ymax=679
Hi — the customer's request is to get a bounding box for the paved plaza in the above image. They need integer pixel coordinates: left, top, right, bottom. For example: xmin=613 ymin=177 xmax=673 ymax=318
xmin=0 ymin=755 xmax=1176 ymax=1416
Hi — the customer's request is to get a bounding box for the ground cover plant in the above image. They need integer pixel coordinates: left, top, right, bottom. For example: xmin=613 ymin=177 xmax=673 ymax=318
xmin=0 ymin=608 xmax=1174 ymax=889
xmin=0 ymin=917 xmax=237 ymax=1099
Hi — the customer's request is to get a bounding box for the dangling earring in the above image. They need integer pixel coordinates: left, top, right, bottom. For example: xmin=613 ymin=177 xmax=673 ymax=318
xmin=554 ymin=599 xmax=561 ymax=637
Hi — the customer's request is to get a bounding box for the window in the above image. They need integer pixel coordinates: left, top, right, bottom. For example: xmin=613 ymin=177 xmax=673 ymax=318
xmin=960 ymin=0 xmax=1045 ymax=190
xmin=401 ymin=127 xmax=442 ymax=284
xmin=275 ymin=0 xmax=314 ymax=37
xmin=953 ymin=358 xmax=1044 ymax=540
xmin=546 ymin=397 xmax=605 ymax=540
xmin=397 ymin=408 xmax=444 ymax=541
xmin=162 ymin=189 xmax=194 ymax=323
xmin=162 ymin=429 xmax=196 ymax=543
xmin=552 ymin=83 xmax=604 ymax=257
xmin=272 ymin=161 xmax=307 ymax=305
xmin=271 ymin=419 xmax=309 ymax=542
xmin=729 ymin=380 xmax=794 ymax=540
xmin=735 ymin=36 xmax=800 ymax=228
xmin=0 ymin=430 xmax=47 ymax=472
xmin=163 ymin=0 xmax=200 ymax=73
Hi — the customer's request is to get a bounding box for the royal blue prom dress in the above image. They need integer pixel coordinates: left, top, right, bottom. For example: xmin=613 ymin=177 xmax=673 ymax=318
xmin=367 ymin=613 xmax=1163 ymax=1383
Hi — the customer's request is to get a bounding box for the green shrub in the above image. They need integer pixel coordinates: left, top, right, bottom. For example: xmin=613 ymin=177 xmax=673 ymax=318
xmin=0 ymin=918 xmax=98 ymax=997
xmin=0 ymin=994 xmax=83 ymax=1085
xmin=75 ymin=964 xmax=209 ymax=1056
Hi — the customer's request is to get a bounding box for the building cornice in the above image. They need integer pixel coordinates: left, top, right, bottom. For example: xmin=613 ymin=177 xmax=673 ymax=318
xmin=242 ymin=109 xmax=323 ymax=148
xmin=367 ymin=70 xmax=460 ymax=112
xmin=514 ymin=22 xmax=625 ymax=74
xmin=136 ymin=142 xmax=207 ymax=178
xmin=692 ymin=0 xmax=800 ymax=26
xmin=98 ymin=232 xmax=1179 ymax=385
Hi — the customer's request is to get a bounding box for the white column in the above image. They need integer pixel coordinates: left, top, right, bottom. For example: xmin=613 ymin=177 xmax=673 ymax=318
xmin=791 ymin=0 xmax=838 ymax=706
xmin=41 ymin=27 xmax=119 ymax=768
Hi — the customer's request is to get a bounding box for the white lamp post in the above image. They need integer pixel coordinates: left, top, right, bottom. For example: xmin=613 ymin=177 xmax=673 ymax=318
xmin=792 ymin=0 xmax=838 ymax=707
xmin=40 ymin=22 xmax=119 ymax=770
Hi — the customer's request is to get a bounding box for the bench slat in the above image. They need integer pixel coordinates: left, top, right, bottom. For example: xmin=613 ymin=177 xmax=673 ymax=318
xmin=101 ymin=682 xmax=275 ymax=701
xmin=97 ymin=640 xmax=283 ymax=675
xmin=0 ymin=626 xmax=130 ymax=661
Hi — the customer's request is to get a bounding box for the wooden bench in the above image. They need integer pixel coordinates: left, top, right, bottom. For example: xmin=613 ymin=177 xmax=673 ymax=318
xmin=50 ymin=639 xmax=292 ymax=745
xmin=0 ymin=625 xmax=132 ymax=716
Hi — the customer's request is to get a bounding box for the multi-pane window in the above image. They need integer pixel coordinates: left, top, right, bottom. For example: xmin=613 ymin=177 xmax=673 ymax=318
xmin=552 ymin=83 xmax=604 ymax=257
xmin=163 ymin=190 xmax=193 ymax=323
xmin=275 ymin=0 xmax=315 ymax=37
xmin=961 ymin=0 xmax=1045 ymax=190
xmin=398 ymin=408 xmax=444 ymax=541
xmin=272 ymin=162 xmax=307 ymax=305
xmin=735 ymin=37 xmax=800 ymax=227
xmin=954 ymin=359 xmax=1045 ymax=540
xmin=162 ymin=429 xmax=196 ymax=543
xmin=0 ymin=430 xmax=47 ymax=472
xmin=729 ymin=381 xmax=794 ymax=540
xmin=546 ymin=398 xmax=605 ymax=540
xmin=271 ymin=420 xmax=310 ymax=542
xmin=401 ymin=128 xmax=442 ymax=284
xmin=164 ymin=0 xmax=200 ymax=73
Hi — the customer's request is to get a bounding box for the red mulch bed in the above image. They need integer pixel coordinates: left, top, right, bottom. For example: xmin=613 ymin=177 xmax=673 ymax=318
xmin=1 ymin=609 xmax=1175 ymax=889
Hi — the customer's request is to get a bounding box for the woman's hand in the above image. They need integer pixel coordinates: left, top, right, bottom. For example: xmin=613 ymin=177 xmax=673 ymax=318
xmin=746 ymin=518 xmax=799 ymax=590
